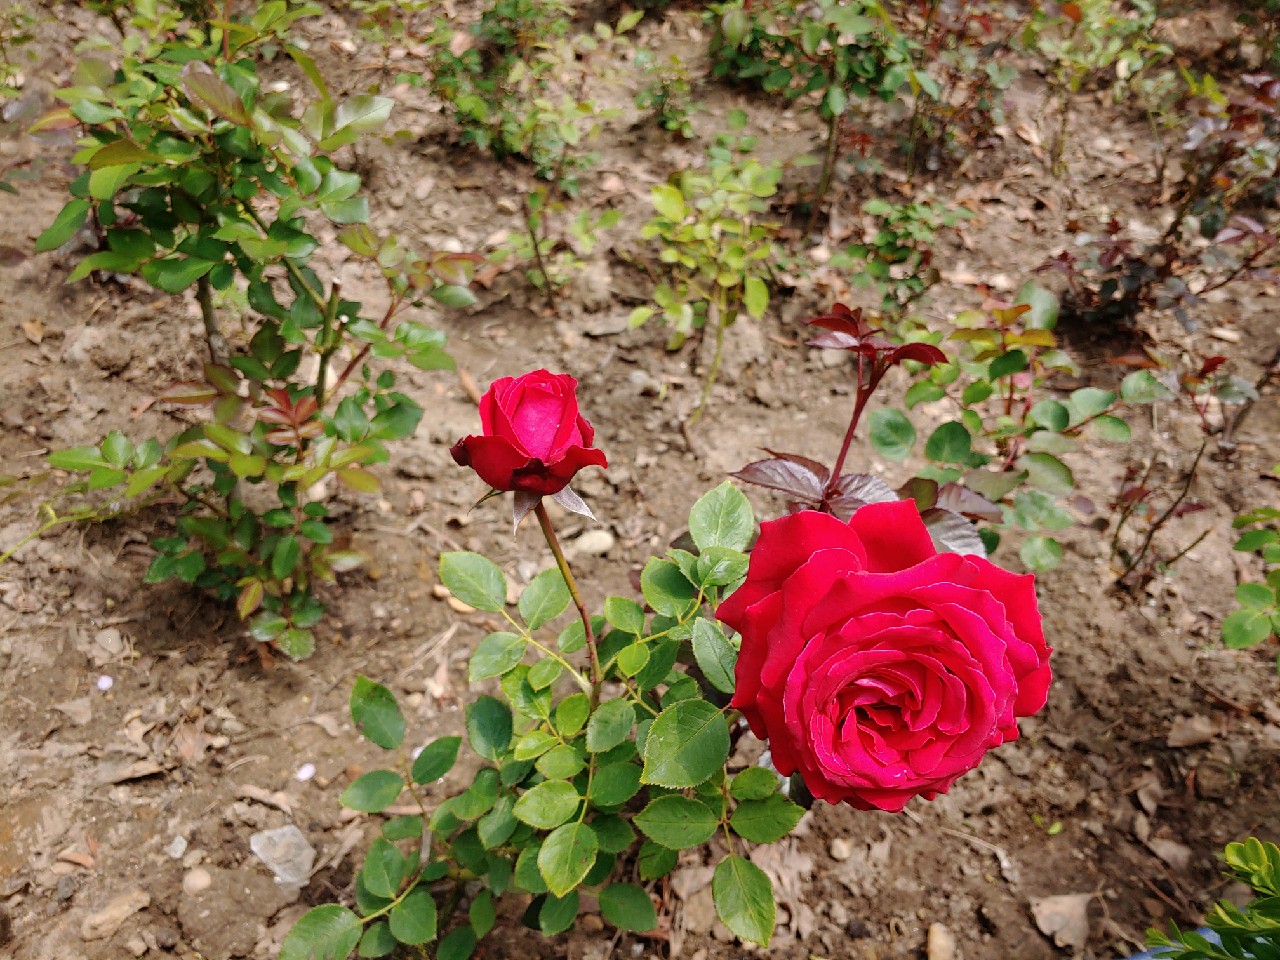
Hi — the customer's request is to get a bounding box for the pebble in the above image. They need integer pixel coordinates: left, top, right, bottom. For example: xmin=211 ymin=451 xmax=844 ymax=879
xmin=182 ymin=868 xmax=212 ymax=896
xmin=165 ymin=836 xmax=187 ymax=860
xmin=446 ymin=596 xmax=475 ymax=614
xmin=570 ymin=529 xmax=615 ymax=557
xmin=125 ymin=936 xmax=147 ymax=957
xmin=80 ymin=888 xmax=150 ymax=941
xmin=295 ymin=763 xmax=316 ymax=782
xmin=927 ymin=922 xmax=957 ymax=960
xmin=249 ymin=825 xmax=316 ymax=886
xmin=829 ymin=838 xmax=854 ymax=861
xmin=94 ymin=628 xmax=124 ymax=656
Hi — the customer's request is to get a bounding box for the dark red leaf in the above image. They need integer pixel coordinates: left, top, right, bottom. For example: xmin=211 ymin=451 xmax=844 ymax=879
xmin=921 ymin=508 xmax=987 ymax=557
xmin=732 ymin=458 xmax=826 ymax=503
xmin=762 ymin=449 xmax=831 ymax=484
xmin=935 ymin=482 xmax=1003 ymax=522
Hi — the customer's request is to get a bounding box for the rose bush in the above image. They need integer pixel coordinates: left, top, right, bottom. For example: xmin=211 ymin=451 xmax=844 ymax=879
xmin=450 ymin=369 xmax=608 ymax=495
xmin=718 ymin=499 xmax=1052 ymax=811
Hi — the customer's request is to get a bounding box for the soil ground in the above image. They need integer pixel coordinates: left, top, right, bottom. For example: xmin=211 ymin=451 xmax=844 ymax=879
xmin=1 ymin=3 xmax=1279 ymax=960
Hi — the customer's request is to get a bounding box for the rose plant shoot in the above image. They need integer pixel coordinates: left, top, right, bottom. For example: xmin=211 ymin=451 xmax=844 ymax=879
xmin=283 ymin=362 xmax=1052 ymax=958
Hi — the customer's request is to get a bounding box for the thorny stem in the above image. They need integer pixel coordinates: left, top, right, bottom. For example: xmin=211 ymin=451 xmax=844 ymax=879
xmin=811 ymin=109 xmax=843 ymax=230
xmin=1120 ymin=439 xmax=1208 ymax=582
xmin=535 ymin=500 xmax=602 ymax=707
xmin=331 ymin=289 xmax=406 ymax=399
xmin=524 ymin=190 xmax=558 ymax=315
xmin=314 ymin=281 xmax=344 ymax=412
xmin=690 ymin=298 xmax=728 ymax=426
xmin=196 ymin=275 xmax=229 ymax=366
xmin=826 ymin=354 xmax=879 ymax=497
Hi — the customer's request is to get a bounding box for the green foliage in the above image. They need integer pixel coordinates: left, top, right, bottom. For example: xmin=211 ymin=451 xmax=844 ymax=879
xmin=630 ymin=117 xmax=781 ymax=416
xmin=424 ymin=2 xmax=640 ymax=190
xmin=1221 ymin=482 xmax=1280 ymax=667
xmin=889 ymin=284 xmax=1155 ymax=571
xmin=1020 ymin=0 xmax=1168 ymax=173
xmin=20 ymin=0 xmax=475 ymax=657
xmin=828 ymin=198 xmax=971 ymax=314
xmin=706 ymin=0 xmax=927 ymax=204
xmin=899 ymin=1 xmax=1019 ymax=172
xmin=1146 ymin=837 xmax=1280 ymax=959
xmin=1049 ymin=71 xmax=1280 ymax=329
xmin=634 ymin=52 xmax=697 ymax=139
xmin=285 ymin=486 xmax=798 ymax=957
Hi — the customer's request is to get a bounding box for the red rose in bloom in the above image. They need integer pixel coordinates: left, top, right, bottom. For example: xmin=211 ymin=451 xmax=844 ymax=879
xmin=451 ymin=370 xmax=607 ymax=496
xmin=717 ymin=500 xmax=1051 ymax=812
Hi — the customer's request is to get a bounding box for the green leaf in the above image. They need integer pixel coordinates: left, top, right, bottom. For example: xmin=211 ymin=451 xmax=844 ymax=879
xmin=1120 ymin=370 xmax=1174 ymax=403
xmin=586 ymin=699 xmax=635 ymax=753
xmin=1019 ymin=535 xmax=1063 ymax=573
xmin=1236 ymin=583 xmax=1276 ymax=609
xmin=182 ymin=62 xmax=250 ymax=124
xmin=477 ymin=795 xmax=517 ymax=848
xmin=924 ymin=421 xmax=972 ymax=464
xmin=743 ymin=276 xmax=769 ymax=320
xmin=519 ymin=568 xmax=571 ymax=630
xmin=538 ymin=891 xmax=579 ymax=935
xmin=37 ymin=199 xmax=92 ymax=252
xmin=1029 ymin=400 xmax=1070 ymax=433
xmin=339 ymin=770 xmax=404 ymax=813
xmin=638 ymin=841 xmax=678 ymax=880
xmin=357 ymin=921 xmax=396 ymax=958
xmin=388 ymin=885 xmax=437 ymax=945
xmin=440 ymin=552 xmax=507 ymax=613
xmin=989 ymin=350 xmax=1028 ymax=379
xmin=411 ymin=736 xmax=461 ymax=784
xmin=729 ymin=794 xmax=805 ymax=843
xmin=536 ymin=744 xmax=585 ymax=780
xmin=280 ymin=905 xmax=362 ymax=960
xmin=640 ymin=558 xmax=698 ymax=618
xmin=905 ymin=380 xmax=946 ymax=408
xmin=604 ymin=596 xmax=645 ymax=635
xmin=1090 ymin=415 xmax=1131 ymax=442
xmin=641 ymin=700 xmax=730 ymax=788
xmin=868 ymin=408 xmax=915 ymax=461
xmin=48 ymin=445 xmax=108 ymax=471
xmin=1222 ymin=607 xmax=1274 ymax=648
xmin=469 ymin=631 xmax=526 ymax=682
xmin=600 ymin=884 xmax=658 ymax=933
xmin=713 ymin=856 xmax=774 ymax=946
xmin=469 ymin=888 xmax=495 ymax=938
xmin=381 ymin=816 xmax=423 ymax=842
xmin=436 ymin=926 xmax=477 ymax=960
xmin=555 ymin=694 xmax=590 ymax=737
xmin=513 ymin=780 xmax=581 ymax=830
xmin=538 ymin=822 xmax=598 ymax=898
xmin=272 ymin=534 xmax=301 ymax=579
xmin=350 ymin=676 xmax=405 ymax=750
xmin=691 ymin=619 xmax=737 ymax=694
xmin=467 ymin=696 xmax=512 ymax=761
xmin=615 ymin=642 xmax=649 ymax=678
xmin=361 ymin=838 xmax=405 ymax=899
xmin=1069 ymin=387 xmax=1116 ymax=421
xmin=689 ymin=481 xmax=754 ymax=552
xmin=1015 ymin=281 xmax=1059 ymax=330
xmin=730 ymin=766 xmax=781 ymax=801
xmin=652 ymin=183 xmax=687 ymax=221
xmin=142 ymin=257 xmax=216 ymax=293
xmin=430 ymin=284 xmax=477 ymax=309
xmin=634 ymin=795 xmax=719 ymax=849
xmin=591 ymin=762 xmax=642 ymax=807
xmin=330 ymin=94 xmax=394 ymax=140
xmin=1017 ymin=452 xmax=1075 ymax=496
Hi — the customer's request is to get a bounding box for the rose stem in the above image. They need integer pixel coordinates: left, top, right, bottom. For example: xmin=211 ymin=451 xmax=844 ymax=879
xmin=826 ymin=354 xmax=880 ymax=497
xmin=535 ymin=500 xmax=603 ymax=706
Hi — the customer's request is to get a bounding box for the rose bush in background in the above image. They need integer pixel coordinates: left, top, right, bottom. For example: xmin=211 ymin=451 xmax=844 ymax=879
xmin=718 ymin=500 xmax=1052 ymax=811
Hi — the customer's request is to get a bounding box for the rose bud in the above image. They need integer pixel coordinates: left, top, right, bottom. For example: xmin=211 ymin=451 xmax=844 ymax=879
xmin=451 ymin=369 xmax=608 ymax=496
xmin=717 ymin=499 xmax=1051 ymax=812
